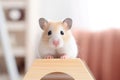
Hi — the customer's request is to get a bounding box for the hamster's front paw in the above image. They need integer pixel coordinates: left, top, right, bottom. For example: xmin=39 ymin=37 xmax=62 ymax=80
xmin=44 ymin=55 xmax=54 ymax=59
xmin=60 ymin=54 xmax=68 ymax=59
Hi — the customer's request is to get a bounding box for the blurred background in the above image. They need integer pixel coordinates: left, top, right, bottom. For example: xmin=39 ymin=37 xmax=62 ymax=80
xmin=0 ymin=0 xmax=120 ymax=80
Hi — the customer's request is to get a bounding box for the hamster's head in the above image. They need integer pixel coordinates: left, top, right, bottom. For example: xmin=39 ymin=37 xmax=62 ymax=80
xmin=39 ymin=18 xmax=72 ymax=48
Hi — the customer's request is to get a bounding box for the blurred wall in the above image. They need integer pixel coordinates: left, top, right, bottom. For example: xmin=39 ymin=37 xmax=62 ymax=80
xmin=37 ymin=0 xmax=120 ymax=31
xmin=37 ymin=0 xmax=88 ymax=27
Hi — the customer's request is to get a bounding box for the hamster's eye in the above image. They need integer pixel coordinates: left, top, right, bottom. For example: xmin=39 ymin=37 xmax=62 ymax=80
xmin=48 ymin=30 xmax=52 ymax=36
xmin=60 ymin=31 xmax=64 ymax=35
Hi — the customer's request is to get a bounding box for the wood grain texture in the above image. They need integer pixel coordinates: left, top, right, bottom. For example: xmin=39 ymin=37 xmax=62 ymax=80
xmin=23 ymin=59 xmax=94 ymax=80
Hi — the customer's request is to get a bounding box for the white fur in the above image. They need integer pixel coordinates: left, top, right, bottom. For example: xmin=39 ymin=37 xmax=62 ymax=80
xmin=57 ymin=34 xmax=78 ymax=58
xmin=38 ymin=29 xmax=78 ymax=58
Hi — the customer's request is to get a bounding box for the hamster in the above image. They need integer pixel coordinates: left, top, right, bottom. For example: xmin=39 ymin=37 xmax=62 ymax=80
xmin=38 ymin=18 xmax=78 ymax=59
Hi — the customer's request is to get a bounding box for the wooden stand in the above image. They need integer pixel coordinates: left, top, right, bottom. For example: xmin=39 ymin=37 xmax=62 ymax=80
xmin=23 ymin=59 xmax=95 ymax=80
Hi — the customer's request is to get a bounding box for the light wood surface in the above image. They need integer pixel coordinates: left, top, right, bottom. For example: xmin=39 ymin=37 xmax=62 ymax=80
xmin=23 ymin=59 xmax=95 ymax=80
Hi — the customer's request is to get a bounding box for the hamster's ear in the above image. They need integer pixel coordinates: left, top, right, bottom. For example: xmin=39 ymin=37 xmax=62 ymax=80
xmin=39 ymin=18 xmax=48 ymax=30
xmin=63 ymin=18 xmax=72 ymax=30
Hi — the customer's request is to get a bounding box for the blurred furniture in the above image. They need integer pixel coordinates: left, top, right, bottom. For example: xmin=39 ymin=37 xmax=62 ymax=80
xmin=0 ymin=0 xmax=27 ymax=80
xmin=23 ymin=59 xmax=94 ymax=80
xmin=73 ymin=29 xmax=120 ymax=80
xmin=0 ymin=0 xmax=27 ymax=57
xmin=0 ymin=2 xmax=19 ymax=80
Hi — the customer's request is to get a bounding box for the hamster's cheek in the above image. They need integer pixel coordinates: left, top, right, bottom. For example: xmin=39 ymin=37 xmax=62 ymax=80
xmin=49 ymin=38 xmax=55 ymax=48
xmin=58 ymin=38 xmax=64 ymax=48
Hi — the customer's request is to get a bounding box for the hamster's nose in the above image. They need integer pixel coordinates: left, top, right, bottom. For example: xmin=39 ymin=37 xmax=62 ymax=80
xmin=53 ymin=40 xmax=59 ymax=47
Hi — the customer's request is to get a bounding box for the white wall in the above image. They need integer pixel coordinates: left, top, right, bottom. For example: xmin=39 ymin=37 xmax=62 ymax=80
xmin=88 ymin=0 xmax=120 ymax=31
xmin=38 ymin=0 xmax=88 ymax=28
xmin=37 ymin=0 xmax=120 ymax=31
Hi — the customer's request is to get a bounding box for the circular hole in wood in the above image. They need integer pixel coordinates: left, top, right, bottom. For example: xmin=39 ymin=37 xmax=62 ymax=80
xmin=41 ymin=72 xmax=74 ymax=80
